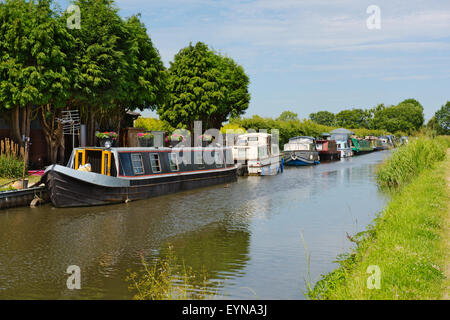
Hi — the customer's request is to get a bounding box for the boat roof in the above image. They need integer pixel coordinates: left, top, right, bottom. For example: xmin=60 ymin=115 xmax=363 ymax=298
xmin=330 ymin=128 xmax=355 ymax=134
xmin=74 ymin=146 xmax=232 ymax=152
xmin=289 ymin=136 xmax=315 ymax=141
xmin=238 ymin=132 xmax=272 ymax=138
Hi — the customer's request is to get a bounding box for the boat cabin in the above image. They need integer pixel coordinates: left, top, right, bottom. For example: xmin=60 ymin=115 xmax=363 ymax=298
xmin=67 ymin=146 xmax=235 ymax=178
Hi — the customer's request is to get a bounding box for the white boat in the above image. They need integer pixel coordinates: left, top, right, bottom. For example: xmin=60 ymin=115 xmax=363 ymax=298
xmin=331 ymin=128 xmax=354 ymax=158
xmin=232 ymin=133 xmax=282 ymax=176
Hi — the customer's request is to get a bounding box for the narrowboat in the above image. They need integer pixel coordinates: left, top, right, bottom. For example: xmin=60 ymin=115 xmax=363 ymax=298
xmin=350 ymin=137 xmax=374 ymax=155
xmin=366 ymin=136 xmax=384 ymax=151
xmin=315 ymin=138 xmax=341 ymax=161
xmin=283 ymin=136 xmax=320 ymax=166
xmin=330 ymin=128 xmax=354 ymax=158
xmin=232 ymin=133 xmax=282 ymax=176
xmin=42 ymin=146 xmax=237 ymax=208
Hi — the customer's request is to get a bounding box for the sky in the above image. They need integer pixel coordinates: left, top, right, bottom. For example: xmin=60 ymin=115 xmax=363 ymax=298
xmin=57 ymin=0 xmax=450 ymax=121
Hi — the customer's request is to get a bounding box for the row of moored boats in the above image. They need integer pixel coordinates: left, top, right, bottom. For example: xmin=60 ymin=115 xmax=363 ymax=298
xmin=41 ymin=128 xmax=405 ymax=208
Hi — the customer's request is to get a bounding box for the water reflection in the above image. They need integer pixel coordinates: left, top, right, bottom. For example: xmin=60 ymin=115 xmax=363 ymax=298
xmin=0 ymin=150 xmax=391 ymax=299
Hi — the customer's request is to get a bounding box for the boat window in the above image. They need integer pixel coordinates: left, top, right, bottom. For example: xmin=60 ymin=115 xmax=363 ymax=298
xmin=248 ymin=137 xmax=258 ymax=142
xmin=131 ymin=153 xmax=145 ymax=175
xmin=238 ymin=148 xmax=246 ymax=159
xmin=150 ymin=153 xmax=162 ymax=173
xmin=169 ymin=153 xmax=180 ymax=171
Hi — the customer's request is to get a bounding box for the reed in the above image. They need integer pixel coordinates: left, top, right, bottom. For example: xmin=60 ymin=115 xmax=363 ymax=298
xmin=126 ymin=245 xmax=218 ymax=300
xmin=376 ymin=137 xmax=446 ymax=189
xmin=0 ymin=138 xmax=25 ymax=179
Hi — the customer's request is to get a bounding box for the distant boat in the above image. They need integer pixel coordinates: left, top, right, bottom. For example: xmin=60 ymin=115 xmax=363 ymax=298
xmin=232 ymin=133 xmax=282 ymax=176
xmin=350 ymin=137 xmax=373 ymax=155
xmin=330 ymin=128 xmax=354 ymax=158
xmin=315 ymin=138 xmax=341 ymax=161
xmin=283 ymin=136 xmax=320 ymax=166
xmin=42 ymin=146 xmax=237 ymax=208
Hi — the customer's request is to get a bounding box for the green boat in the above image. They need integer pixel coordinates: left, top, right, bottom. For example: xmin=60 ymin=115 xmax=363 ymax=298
xmin=350 ymin=138 xmax=373 ymax=155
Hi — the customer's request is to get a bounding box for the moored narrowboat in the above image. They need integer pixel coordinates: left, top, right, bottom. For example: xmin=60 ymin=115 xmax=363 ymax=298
xmin=42 ymin=146 xmax=237 ymax=208
xmin=232 ymin=133 xmax=282 ymax=176
xmin=331 ymin=128 xmax=354 ymax=158
xmin=283 ymin=136 xmax=320 ymax=166
xmin=315 ymin=139 xmax=341 ymax=161
xmin=350 ymin=137 xmax=374 ymax=155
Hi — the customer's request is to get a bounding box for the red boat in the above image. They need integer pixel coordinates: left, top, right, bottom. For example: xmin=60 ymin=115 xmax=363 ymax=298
xmin=315 ymin=139 xmax=341 ymax=161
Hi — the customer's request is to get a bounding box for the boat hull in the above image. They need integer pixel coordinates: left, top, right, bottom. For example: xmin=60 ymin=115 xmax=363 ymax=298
xmin=284 ymin=151 xmax=320 ymax=166
xmin=43 ymin=165 xmax=237 ymax=208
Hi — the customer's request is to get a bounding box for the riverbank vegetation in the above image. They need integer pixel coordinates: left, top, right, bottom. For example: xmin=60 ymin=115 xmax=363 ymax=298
xmin=308 ymin=137 xmax=449 ymax=299
xmin=126 ymin=245 xmax=218 ymax=300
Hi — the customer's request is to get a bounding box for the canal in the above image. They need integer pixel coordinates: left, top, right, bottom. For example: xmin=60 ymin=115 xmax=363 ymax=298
xmin=0 ymin=150 xmax=391 ymax=299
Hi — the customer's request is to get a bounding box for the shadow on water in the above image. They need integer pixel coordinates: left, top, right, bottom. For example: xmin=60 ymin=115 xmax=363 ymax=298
xmin=0 ymin=150 xmax=391 ymax=299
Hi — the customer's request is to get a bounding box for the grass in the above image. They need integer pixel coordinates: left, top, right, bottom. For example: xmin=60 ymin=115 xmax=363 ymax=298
xmin=0 ymin=176 xmax=42 ymax=191
xmin=376 ymin=136 xmax=447 ymax=189
xmin=126 ymin=245 xmax=219 ymax=300
xmin=308 ymin=138 xmax=449 ymax=300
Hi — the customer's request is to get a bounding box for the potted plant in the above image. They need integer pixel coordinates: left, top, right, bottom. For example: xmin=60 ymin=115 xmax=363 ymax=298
xmin=198 ymin=134 xmax=213 ymax=147
xmin=165 ymin=133 xmax=185 ymax=147
xmin=137 ymin=132 xmax=154 ymax=147
xmin=96 ymin=131 xmax=118 ymax=148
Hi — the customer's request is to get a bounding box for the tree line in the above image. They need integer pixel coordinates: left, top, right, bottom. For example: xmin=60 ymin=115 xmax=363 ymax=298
xmin=0 ymin=0 xmax=250 ymax=164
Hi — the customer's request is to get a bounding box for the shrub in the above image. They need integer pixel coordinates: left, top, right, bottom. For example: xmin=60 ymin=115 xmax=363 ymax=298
xmin=376 ymin=137 xmax=446 ymax=188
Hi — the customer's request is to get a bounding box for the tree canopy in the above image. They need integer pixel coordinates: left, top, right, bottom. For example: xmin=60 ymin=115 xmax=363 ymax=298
xmin=309 ymin=111 xmax=335 ymax=126
xmin=434 ymin=101 xmax=450 ymax=135
xmin=158 ymin=42 xmax=250 ymax=131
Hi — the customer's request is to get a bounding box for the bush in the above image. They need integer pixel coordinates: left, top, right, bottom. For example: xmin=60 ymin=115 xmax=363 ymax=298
xmin=376 ymin=137 xmax=447 ymax=188
xmin=0 ymin=155 xmax=24 ymax=178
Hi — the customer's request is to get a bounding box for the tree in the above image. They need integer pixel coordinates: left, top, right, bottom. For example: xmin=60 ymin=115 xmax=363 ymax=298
xmin=309 ymin=111 xmax=335 ymax=126
xmin=278 ymin=111 xmax=299 ymax=122
xmin=335 ymin=108 xmax=370 ymax=128
xmin=434 ymin=101 xmax=450 ymax=135
xmin=371 ymin=99 xmax=424 ymax=134
xmin=158 ymin=42 xmax=250 ymax=132
xmin=0 ymin=0 xmax=73 ymax=164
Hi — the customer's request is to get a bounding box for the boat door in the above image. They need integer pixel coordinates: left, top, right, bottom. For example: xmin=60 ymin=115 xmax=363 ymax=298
xmin=74 ymin=149 xmax=112 ymax=176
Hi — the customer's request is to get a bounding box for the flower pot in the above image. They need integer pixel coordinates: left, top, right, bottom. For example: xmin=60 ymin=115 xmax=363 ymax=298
xmin=202 ymin=141 xmax=212 ymax=147
xmin=138 ymin=137 xmax=154 ymax=147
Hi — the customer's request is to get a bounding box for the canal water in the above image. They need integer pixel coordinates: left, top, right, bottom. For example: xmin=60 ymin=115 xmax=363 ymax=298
xmin=0 ymin=150 xmax=391 ymax=299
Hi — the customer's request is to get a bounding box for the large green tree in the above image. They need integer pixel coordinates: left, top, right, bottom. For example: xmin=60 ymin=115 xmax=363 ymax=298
xmin=309 ymin=110 xmax=335 ymax=126
xmin=0 ymin=0 xmax=73 ymax=163
xmin=158 ymin=42 xmax=250 ymax=132
xmin=335 ymin=108 xmax=370 ymax=128
xmin=371 ymin=99 xmax=424 ymax=134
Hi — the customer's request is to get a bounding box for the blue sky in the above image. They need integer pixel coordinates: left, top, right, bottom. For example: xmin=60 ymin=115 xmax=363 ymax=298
xmin=57 ymin=0 xmax=450 ymax=121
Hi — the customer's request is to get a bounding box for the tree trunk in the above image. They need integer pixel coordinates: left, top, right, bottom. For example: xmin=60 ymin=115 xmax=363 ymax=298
xmin=40 ymin=105 xmax=65 ymax=164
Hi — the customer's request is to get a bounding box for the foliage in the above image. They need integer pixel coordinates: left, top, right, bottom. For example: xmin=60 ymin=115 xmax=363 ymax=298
xmin=220 ymin=123 xmax=247 ymax=134
xmin=158 ymin=42 xmax=250 ymax=131
xmin=134 ymin=117 xmax=174 ymax=132
xmin=126 ymin=245 xmax=215 ymax=300
xmin=434 ymin=101 xmax=450 ymax=135
xmin=0 ymin=138 xmax=24 ymax=178
xmin=376 ymin=137 xmax=446 ymax=189
xmin=95 ymin=131 xmax=118 ymax=140
xmin=335 ymin=108 xmax=370 ymax=129
xmin=137 ymin=132 xmax=154 ymax=139
xmin=277 ymin=111 xmax=299 ymax=122
xmin=371 ymin=99 xmax=424 ymax=134
xmin=309 ymin=110 xmax=335 ymax=127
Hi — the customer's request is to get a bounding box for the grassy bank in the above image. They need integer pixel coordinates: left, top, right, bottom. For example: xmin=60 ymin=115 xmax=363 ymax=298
xmin=308 ymin=137 xmax=450 ymax=299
